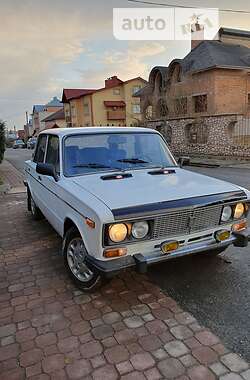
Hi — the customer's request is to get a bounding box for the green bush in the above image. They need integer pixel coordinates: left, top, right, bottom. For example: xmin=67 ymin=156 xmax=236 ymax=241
xmin=0 ymin=120 xmax=6 ymax=163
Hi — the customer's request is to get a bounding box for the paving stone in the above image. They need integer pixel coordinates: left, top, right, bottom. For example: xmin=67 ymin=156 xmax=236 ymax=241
xmin=92 ymin=364 xmax=119 ymax=380
xmin=70 ymin=320 xmax=90 ymax=335
xmin=145 ymin=367 xmax=162 ymax=380
xmin=16 ymin=327 xmax=37 ymax=343
xmin=180 ymin=353 xmax=198 ymax=368
xmin=90 ymin=354 xmax=106 ymax=369
xmin=1 ymin=335 xmax=15 ymax=346
xmin=242 ymin=369 xmax=250 ymax=380
xmin=142 ymin=313 xmax=155 ymax=322
xmin=124 ymin=316 xmax=144 ymax=328
xmin=0 ymin=324 xmax=16 ymax=338
xmin=50 ymin=369 xmax=68 ymax=380
xmin=152 ymin=348 xmax=168 ymax=360
xmin=35 ymin=333 xmax=57 ymax=348
xmin=90 ymin=318 xmax=103 ymax=327
xmin=139 ymin=334 xmax=162 ymax=352
xmin=26 ymin=362 xmax=42 ymax=378
xmin=132 ymin=304 xmax=150 ymax=316
xmin=170 ymin=325 xmax=193 ymax=340
xmin=80 ymin=341 xmax=103 ymax=358
xmin=195 ymin=331 xmax=220 ymax=346
xmin=164 ymin=340 xmax=189 ymax=357
xmin=65 ymin=358 xmax=91 ymax=379
xmin=188 ymin=365 xmax=216 ymax=380
xmin=121 ymin=371 xmax=147 ymax=380
xmin=20 ymin=348 xmax=44 ymax=367
xmin=221 ymin=353 xmax=249 ymax=372
xmin=175 ymin=312 xmax=196 ymax=325
xmin=104 ymin=345 xmax=130 ymax=364
xmin=146 ymin=320 xmax=167 ymax=335
xmin=164 ymin=318 xmax=179 ymax=328
xmin=42 ymin=353 xmax=65 ymax=373
xmin=115 ymin=329 xmax=137 ymax=344
xmin=209 ymin=362 xmax=229 ymax=376
xmin=58 ymin=336 xmax=79 ymax=353
xmin=103 ymin=312 xmax=121 ymax=324
xmin=102 ymin=336 xmax=117 ymax=347
xmin=219 ymin=374 xmax=243 ymax=380
xmin=192 ymin=346 xmax=218 ymax=365
xmin=1 ymin=367 xmax=26 ymax=380
xmin=130 ymin=352 xmax=155 ymax=371
xmin=92 ymin=324 xmax=114 ymax=339
xmin=158 ymin=358 xmax=186 ymax=378
xmin=152 ymin=307 xmax=173 ymax=320
xmin=116 ymin=360 xmax=134 ymax=375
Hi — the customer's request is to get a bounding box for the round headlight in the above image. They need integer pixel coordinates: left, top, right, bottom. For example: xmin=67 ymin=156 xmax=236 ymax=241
xmin=109 ymin=224 xmax=127 ymax=243
xmin=221 ymin=206 xmax=232 ymax=222
xmin=132 ymin=221 xmax=149 ymax=239
xmin=234 ymin=203 xmax=245 ymax=219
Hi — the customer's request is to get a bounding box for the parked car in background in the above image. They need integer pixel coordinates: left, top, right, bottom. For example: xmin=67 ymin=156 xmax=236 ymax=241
xmin=27 ymin=137 xmax=37 ymax=150
xmin=13 ymin=139 xmax=26 ymax=149
xmin=25 ymin=127 xmax=250 ymax=291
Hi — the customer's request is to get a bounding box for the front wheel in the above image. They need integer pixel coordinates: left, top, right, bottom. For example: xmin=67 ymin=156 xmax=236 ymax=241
xmin=63 ymin=227 xmax=103 ymax=291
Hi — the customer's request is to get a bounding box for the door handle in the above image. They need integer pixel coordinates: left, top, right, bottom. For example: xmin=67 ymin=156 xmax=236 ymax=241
xmin=38 ymin=176 xmax=42 ymax=181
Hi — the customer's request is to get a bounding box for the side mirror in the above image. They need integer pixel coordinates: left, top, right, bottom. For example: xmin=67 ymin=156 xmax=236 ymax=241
xmin=36 ymin=163 xmax=59 ymax=182
xmin=178 ymin=156 xmax=190 ymax=167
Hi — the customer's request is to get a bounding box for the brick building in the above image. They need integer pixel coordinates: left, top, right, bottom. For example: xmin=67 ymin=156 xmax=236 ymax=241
xmin=62 ymin=76 xmax=146 ymax=128
xmin=136 ymin=28 xmax=250 ymax=158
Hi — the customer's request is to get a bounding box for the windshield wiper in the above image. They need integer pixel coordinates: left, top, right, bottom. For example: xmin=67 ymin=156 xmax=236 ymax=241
xmin=73 ymin=163 xmax=111 ymax=169
xmin=117 ymin=158 xmax=149 ymax=164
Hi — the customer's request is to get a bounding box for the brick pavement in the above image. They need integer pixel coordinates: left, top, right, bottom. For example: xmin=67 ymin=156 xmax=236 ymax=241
xmin=0 ymin=160 xmax=25 ymax=193
xmin=0 ymin=192 xmax=249 ymax=380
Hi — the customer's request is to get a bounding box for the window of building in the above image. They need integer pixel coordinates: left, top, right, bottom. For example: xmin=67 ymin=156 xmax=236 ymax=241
xmin=193 ymin=95 xmax=208 ymax=113
xmin=113 ymin=88 xmax=120 ymax=95
xmin=33 ymin=135 xmax=47 ymax=163
xmin=132 ymin=85 xmax=141 ymax=95
xmin=45 ymin=135 xmax=60 ymax=174
xmin=175 ymin=97 xmax=187 ymax=115
xmin=132 ymin=104 xmax=141 ymax=114
xmin=185 ymin=123 xmax=209 ymax=144
xmin=83 ymin=103 xmax=89 ymax=115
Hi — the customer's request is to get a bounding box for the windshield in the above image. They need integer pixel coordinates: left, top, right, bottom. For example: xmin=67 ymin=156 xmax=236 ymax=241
xmin=63 ymin=132 xmax=176 ymax=176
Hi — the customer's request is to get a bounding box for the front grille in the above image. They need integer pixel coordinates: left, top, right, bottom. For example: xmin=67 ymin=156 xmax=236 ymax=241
xmin=152 ymin=204 xmax=223 ymax=239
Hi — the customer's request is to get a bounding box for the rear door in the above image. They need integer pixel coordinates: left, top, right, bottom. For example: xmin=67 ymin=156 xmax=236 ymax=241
xmin=42 ymin=134 xmax=65 ymax=234
xmin=27 ymin=134 xmax=48 ymax=214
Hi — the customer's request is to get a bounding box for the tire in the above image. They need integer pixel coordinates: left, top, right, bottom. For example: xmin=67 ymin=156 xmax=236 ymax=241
xmin=202 ymin=246 xmax=228 ymax=257
xmin=63 ymin=227 xmax=103 ymax=291
xmin=28 ymin=190 xmax=43 ymax=220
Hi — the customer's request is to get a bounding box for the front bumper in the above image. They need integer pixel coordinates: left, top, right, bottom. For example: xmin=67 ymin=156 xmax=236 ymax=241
xmin=86 ymin=229 xmax=250 ymax=278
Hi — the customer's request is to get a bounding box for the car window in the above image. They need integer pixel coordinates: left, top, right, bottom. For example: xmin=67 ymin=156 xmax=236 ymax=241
xmin=33 ymin=135 xmax=47 ymax=163
xmin=64 ymin=132 xmax=176 ymax=176
xmin=45 ymin=135 xmax=60 ymax=173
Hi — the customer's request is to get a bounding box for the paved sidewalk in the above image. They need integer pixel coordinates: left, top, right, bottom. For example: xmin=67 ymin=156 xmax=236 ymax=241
xmin=0 ymin=159 xmax=25 ymax=193
xmin=0 ymin=193 xmax=249 ymax=380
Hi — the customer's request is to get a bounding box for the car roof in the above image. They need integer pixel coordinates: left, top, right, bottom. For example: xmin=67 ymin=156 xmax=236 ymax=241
xmin=39 ymin=127 xmax=157 ymax=137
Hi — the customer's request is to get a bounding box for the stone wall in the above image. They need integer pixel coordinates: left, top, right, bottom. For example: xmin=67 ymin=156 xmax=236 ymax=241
xmin=147 ymin=115 xmax=250 ymax=159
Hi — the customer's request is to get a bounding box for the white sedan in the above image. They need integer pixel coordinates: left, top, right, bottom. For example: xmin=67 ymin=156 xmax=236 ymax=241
xmin=25 ymin=127 xmax=250 ymax=291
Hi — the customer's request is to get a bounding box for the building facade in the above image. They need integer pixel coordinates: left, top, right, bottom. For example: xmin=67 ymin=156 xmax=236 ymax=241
xmin=136 ymin=28 xmax=250 ymax=158
xmin=41 ymin=108 xmax=66 ymax=130
xmin=32 ymin=97 xmax=63 ymax=135
xmin=62 ymin=76 xmax=146 ymax=128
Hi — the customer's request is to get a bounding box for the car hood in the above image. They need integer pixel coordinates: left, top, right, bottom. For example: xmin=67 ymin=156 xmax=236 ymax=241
xmin=72 ymin=168 xmax=245 ymax=211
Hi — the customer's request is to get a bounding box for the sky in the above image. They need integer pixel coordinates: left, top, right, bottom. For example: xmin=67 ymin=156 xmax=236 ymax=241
xmin=0 ymin=0 xmax=250 ymax=130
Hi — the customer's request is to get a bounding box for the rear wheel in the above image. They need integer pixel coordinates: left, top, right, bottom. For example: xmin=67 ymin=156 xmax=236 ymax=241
xmin=63 ymin=227 xmax=103 ymax=291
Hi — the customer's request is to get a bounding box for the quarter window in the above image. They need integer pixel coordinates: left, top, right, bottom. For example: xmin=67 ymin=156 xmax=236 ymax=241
xmin=33 ymin=135 xmax=47 ymax=163
xmin=45 ymin=136 xmax=60 ymax=173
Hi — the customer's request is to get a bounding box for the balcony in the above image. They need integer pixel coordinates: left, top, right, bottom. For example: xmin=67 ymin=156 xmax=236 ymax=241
xmin=107 ymin=110 xmax=126 ymax=120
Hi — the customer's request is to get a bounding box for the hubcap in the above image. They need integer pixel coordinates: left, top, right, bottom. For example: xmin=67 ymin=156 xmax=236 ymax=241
xmin=66 ymin=237 xmax=94 ymax=282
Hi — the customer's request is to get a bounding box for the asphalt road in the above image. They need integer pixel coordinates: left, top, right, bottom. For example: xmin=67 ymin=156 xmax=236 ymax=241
xmin=5 ymin=148 xmax=250 ymax=361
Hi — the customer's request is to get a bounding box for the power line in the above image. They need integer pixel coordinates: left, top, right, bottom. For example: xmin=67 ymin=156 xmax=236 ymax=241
xmin=128 ymin=0 xmax=250 ymax=14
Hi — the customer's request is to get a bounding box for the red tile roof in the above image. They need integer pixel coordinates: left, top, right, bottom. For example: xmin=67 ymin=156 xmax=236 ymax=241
xmin=41 ymin=108 xmax=65 ymax=122
xmin=104 ymin=101 xmax=126 ymax=107
xmin=62 ymin=89 xmax=96 ymax=102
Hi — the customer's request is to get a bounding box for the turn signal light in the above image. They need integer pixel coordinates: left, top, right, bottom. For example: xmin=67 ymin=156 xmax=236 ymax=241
xmin=214 ymin=230 xmax=230 ymax=242
xmin=161 ymin=241 xmax=179 ymax=254
xmin=85 ymin=218 xmax=95 ymax=229
xmin=103 ymin=248 xmax=127 ymax=258
xmin=232 ymin=220 xmax=247 ymax=232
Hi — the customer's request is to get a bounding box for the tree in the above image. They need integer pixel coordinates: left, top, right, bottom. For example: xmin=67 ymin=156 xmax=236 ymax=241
xmin=0 ymin=120 xmax=6 ymax=164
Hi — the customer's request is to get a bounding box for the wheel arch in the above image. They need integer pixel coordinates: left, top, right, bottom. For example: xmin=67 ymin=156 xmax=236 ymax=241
xmin=63 ymin=216 xmax=90 ymax=254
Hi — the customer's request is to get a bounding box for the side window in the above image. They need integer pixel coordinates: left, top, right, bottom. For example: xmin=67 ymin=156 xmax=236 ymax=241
xmin=45 ymin=136 xmax=60 ymax=173
xmin=33 ymin=135 xmax=47 ymax=163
